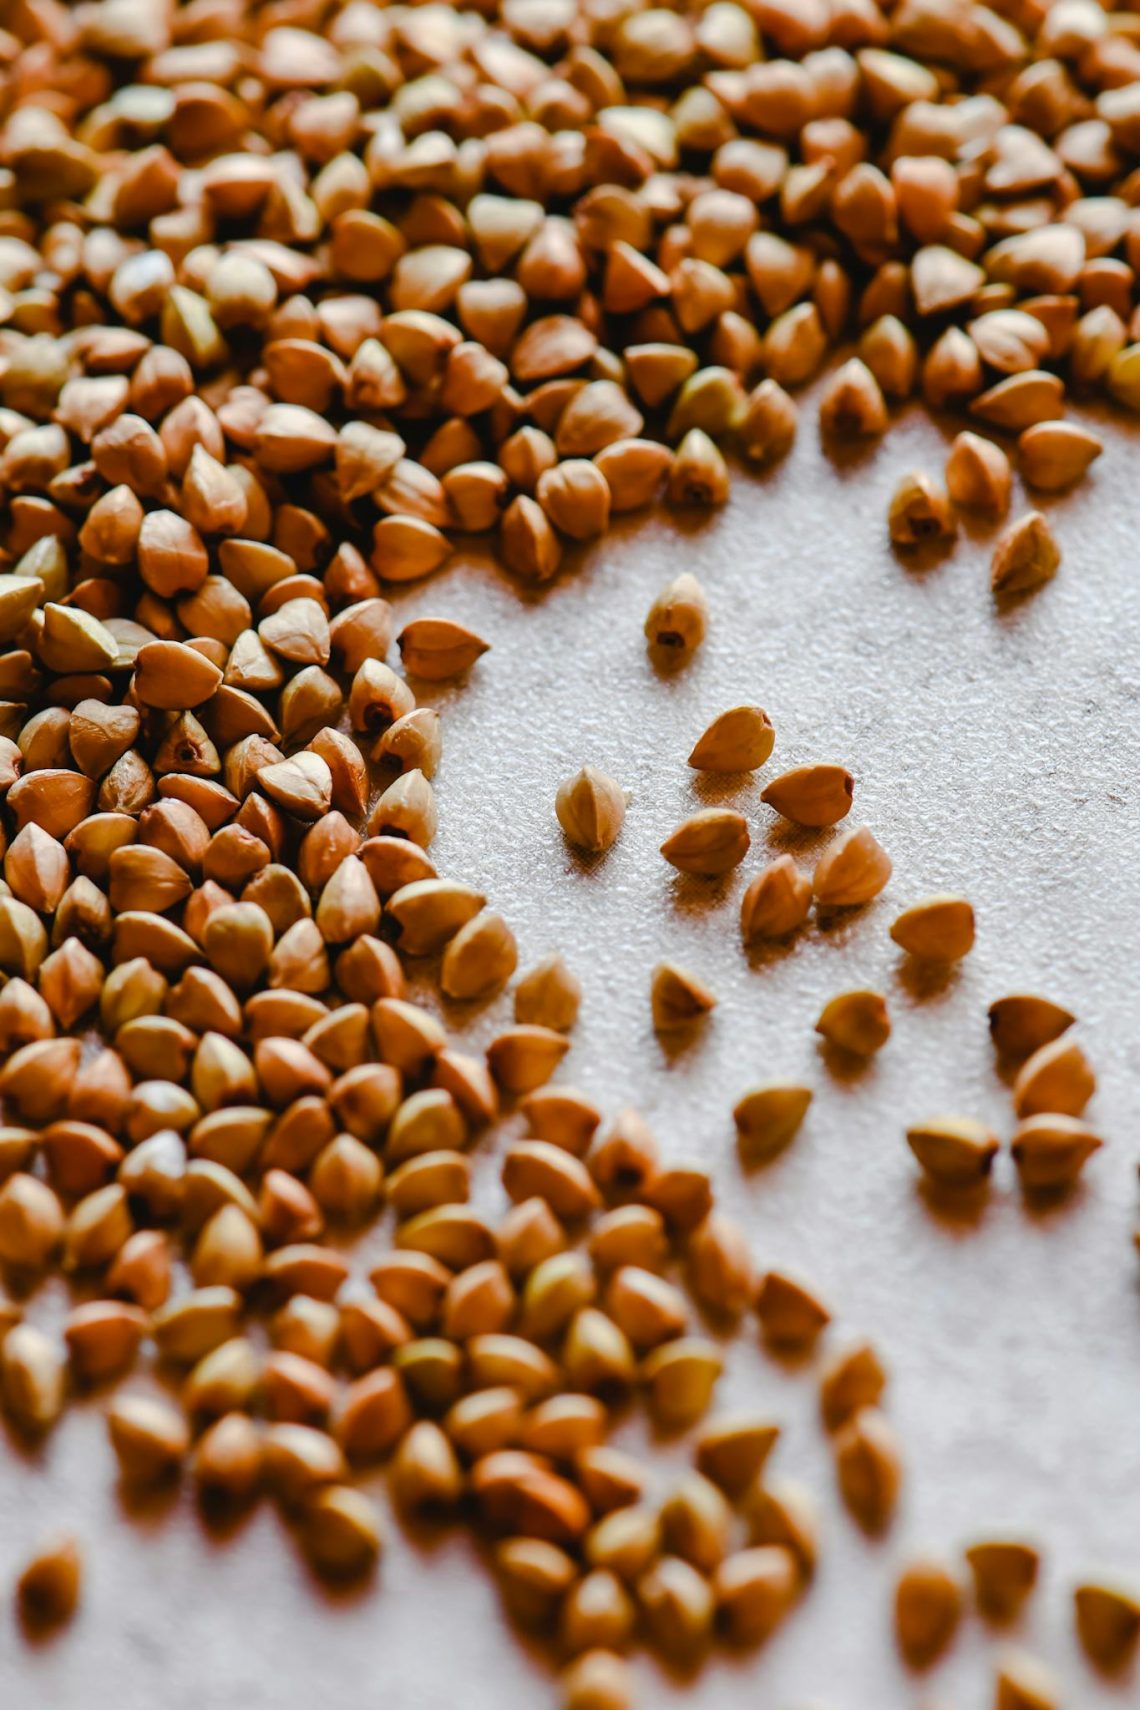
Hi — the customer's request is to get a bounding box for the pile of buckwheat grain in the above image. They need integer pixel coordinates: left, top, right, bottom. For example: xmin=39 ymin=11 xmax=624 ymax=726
xmin=0 ymin=0 xmax=1133 ymax=1701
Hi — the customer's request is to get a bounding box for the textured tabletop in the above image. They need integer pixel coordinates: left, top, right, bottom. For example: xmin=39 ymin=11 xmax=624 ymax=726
xmin=2 ymin=381 xmax=1139 ymax=1709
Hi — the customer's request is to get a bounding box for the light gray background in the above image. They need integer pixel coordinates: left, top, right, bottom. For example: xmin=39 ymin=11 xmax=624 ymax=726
xmin=2 ymin=382 xmax=1138 ymax=1708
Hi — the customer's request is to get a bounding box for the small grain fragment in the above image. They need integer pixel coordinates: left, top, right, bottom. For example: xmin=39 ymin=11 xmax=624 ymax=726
xmin=834 ymin=1408 xmax=901 ymax=1534
xmin=755 ymin=1271 xmax=830 ymax=1350
xmin=556 ymin=769 xmax=626 ymax=855
xmin=1073 ymin=1582 xmax=1140 ymax=1672
xmin=820 ymin=1342 xmax=887 ymax=1432
xmin=890 ymin=896 xmax=975 ymax=962
xmin=995 ymin=1648 xmax=1059 ymax=1710
xmin=988 ymin=996 xmax=1075 ymax=1060
xmin=889 ymin=474 xmax=956 ymax=547
xmin=560 ymin=1649 xmax=631 ymax=1710
xmin=734 ymin=1084 xmax=812 ymax=1164
xmin=688 ymin=707 xmax=774 ymax=773
xmin=514 ymin=956 xmax=581 ymax=1032
xmin=1011 ymin=1116 xmax=1102 ymax=1191
xmin=813 ymin=826 xmax=892 ymax=909
xmin=762 ymin=764 xmax=853 ymax=828
xmin=991 ymin=512 xmax=1060 ymax=596
xmin=651 ymin=963 xmax=716 ymax=1032
xmin=740 ymin=857 xmax=812 ymax=942
xmin=895 ymin=1559 xmax=963 ymax=1668
xmin=907 ymin=1117 xmax=1000 ymax=1188
xmin=967 ymin=1541 xmax=1040 ymax=1623
xmin=17 ymin=1537 xmax=81 ymax=1627
xmin=816 ymin=990 xmax=890 ymax=1057
xmin=661 ymin=810 xmax=749 ymax=877
xmin=946 ymin=432 xmax=1011 ymax=515
xmin=644 ymin=573 xmax=707 ymax=660
xmin=1019 ymin=422 xmax=1102 ymax=491
xmin=819 ymin=358 xmax=887 ymax=438
xmin=1013 ymin=1037 xmax=1095 ymax=1118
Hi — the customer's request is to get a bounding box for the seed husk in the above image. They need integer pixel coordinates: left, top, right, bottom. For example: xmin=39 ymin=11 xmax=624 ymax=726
xmin=1013 ymin=1036 xmax=1095 ymax=1118
xmin=740 ymin=856 xmax=812 ymax=942
xmin=813 ymin=825 xmax=892 ymax=909
xmin=1073 ymin=1582 xmax=1140 ymax=1671
xmin=650 ymin=962 xmax=716 ymax=1031
xmin=991 ymin=512 xmax=1061 ymax=596
xmin=688 ymin=706 xmax=775 ymax=773
xmin=816 ymin=989 xmax=890 ymax=1057
xmin=556 ymin=768 xmax=626 ymax=855
xmin=1011 ymin=1115 xmax=1102 ymax=1192
xmin=966 ymin=1541 xmax=1040 ymax=1624
xmin=762 ymin=763 xmax=853 ymax=828
xmin=661 ymin=809 xmax=749 ymax=877
xmin=890 ymin=894 xmax=975 ymax=962
xmin=895 ymin=1558 xmax=963 ymax=1668
xmin=733 ymin=1084 xmax=812 ymax=1164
